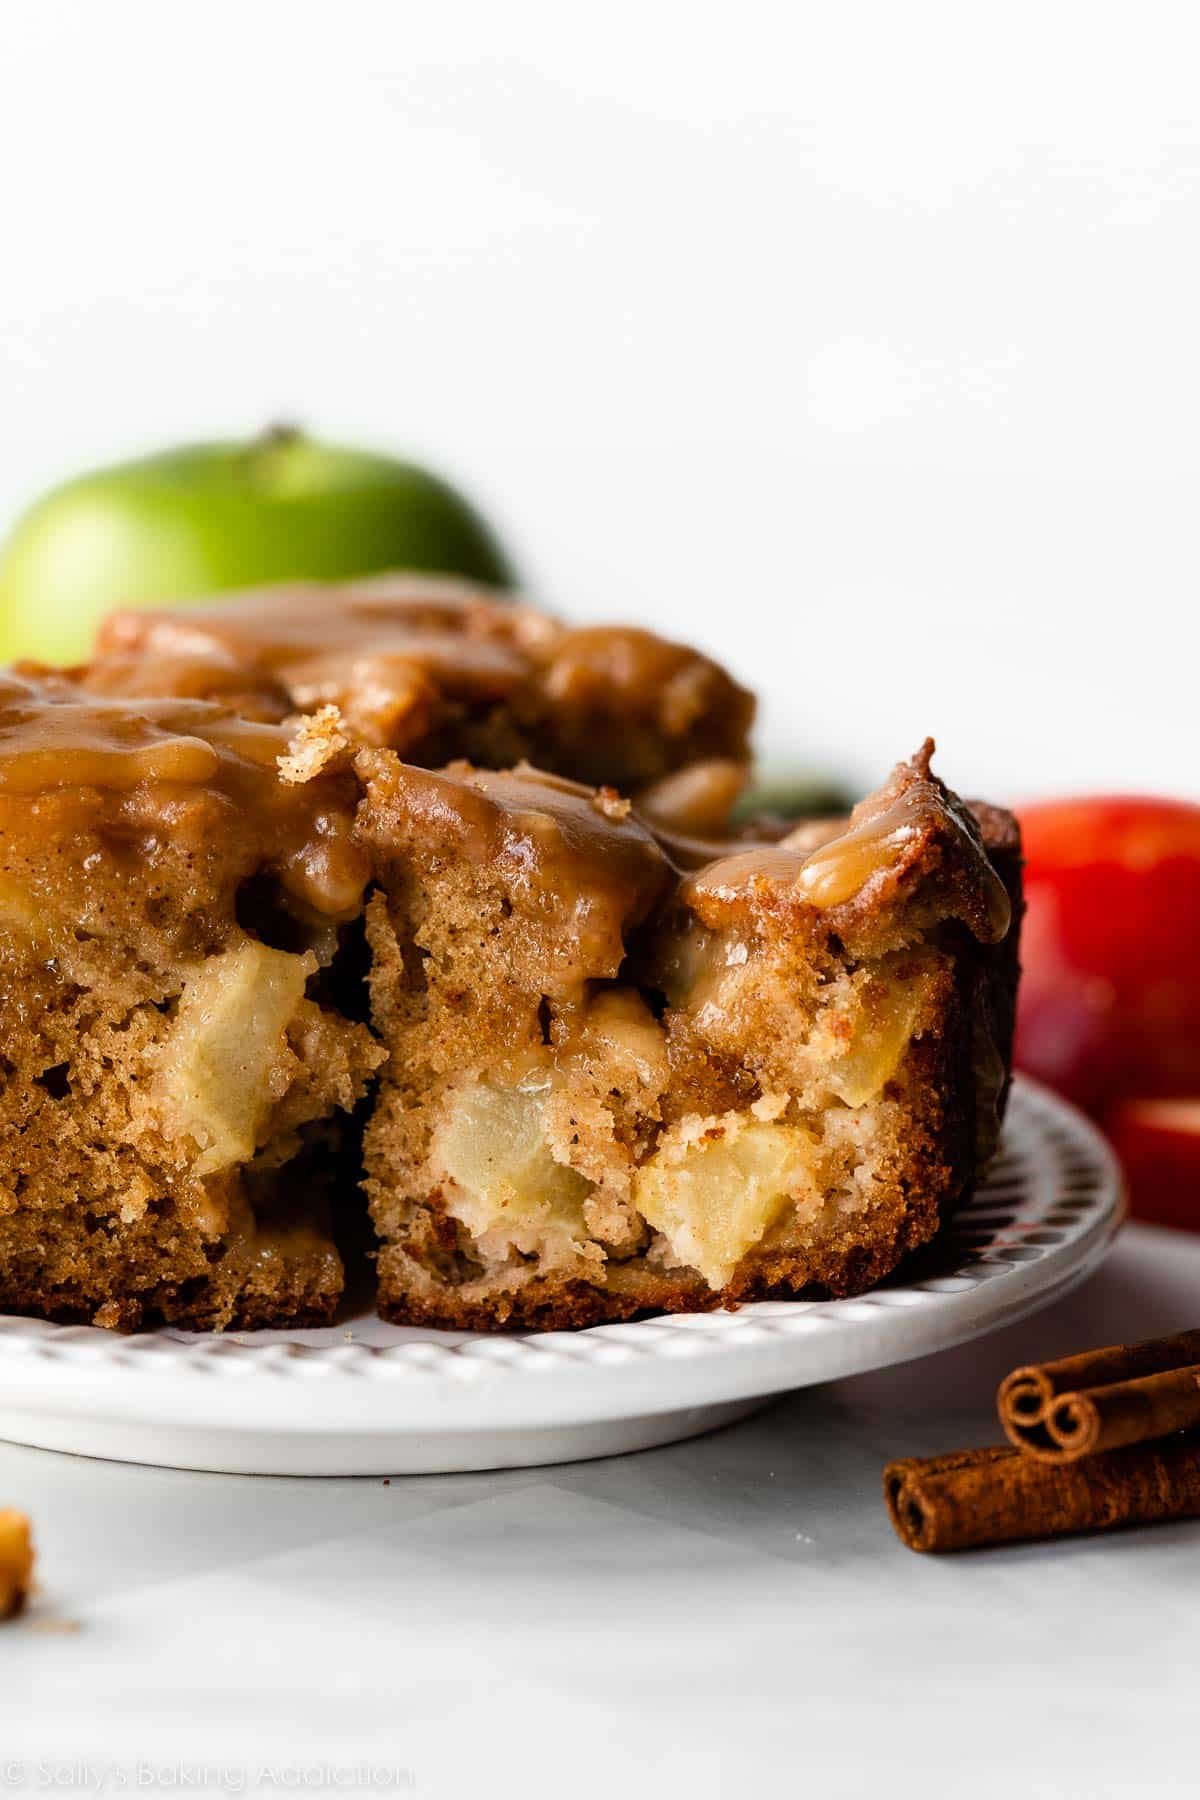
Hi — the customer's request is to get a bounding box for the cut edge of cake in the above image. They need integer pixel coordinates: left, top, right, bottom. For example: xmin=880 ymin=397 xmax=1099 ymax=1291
xmin=0 ymin=671 xmax=383 ymax=1331
xmin=355 ymin=738 xmax=1022 ymax=1331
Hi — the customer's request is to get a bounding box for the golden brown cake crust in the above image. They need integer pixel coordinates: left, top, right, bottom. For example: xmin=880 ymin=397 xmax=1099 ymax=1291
xmin=0 ymin=1280 xmax=342 ymax=1334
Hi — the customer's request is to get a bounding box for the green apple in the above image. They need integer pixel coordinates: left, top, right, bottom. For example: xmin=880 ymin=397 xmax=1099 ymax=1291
xmin=732 ymin=772 xmax=855 ymax=822
xmin=0 ymin=427 xmax=515 ymax=665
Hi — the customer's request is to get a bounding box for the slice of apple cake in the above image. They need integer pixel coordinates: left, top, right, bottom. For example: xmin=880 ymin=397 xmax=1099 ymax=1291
xmin=354 ymin=740 xmax=1021 ymax=1329
xmin=0 ymin=669 xmax=382 ymax=1328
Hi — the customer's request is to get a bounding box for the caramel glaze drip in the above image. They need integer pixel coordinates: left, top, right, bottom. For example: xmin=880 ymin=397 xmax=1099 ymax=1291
xmin=355 ymin=754 xmax=672 ymax=993
xmin=0 ymin=658 xmax=1005 ymax=974
xmin=96 ymin=578 xmax=730 ymax=710
xmin=82 ymin=648 xmax=293 ymax=723
xmin=678 ymin=740 xmax=1012 ymax=945
xmin=97 ymin=575 xmax=553 ymax=674
xmin=92 ymin=576 xmax=755 ymax=781
xmin=94 ymin=580 xmax=560 ymax=748
xmin=794 ymin=756 xmax=1012 ymax=940
xmin=0 ymin=668 xmax=370 ymax=922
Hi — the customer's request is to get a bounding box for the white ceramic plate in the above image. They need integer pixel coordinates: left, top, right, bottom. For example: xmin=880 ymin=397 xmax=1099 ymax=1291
xmin=0 ymin=1078 xmax=1122 ymax=1475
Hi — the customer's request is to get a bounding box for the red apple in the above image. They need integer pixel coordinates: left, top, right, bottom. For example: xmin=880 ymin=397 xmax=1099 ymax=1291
xmin=1107 ymin=1098 xmax=1200 ymax=1231
xmin=1014 ymin=796 xmax=1200 ymax=1117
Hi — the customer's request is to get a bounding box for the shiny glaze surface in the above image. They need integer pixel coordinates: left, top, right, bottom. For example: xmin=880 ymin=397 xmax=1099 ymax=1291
xmin=92 ymin=576 xmax=756 ymax=779
xmin=0 ymin=668 xmax=369 ymax=920
xmin=362 ymin=755 xmax=670 ymax=918
xmin=681 ymin=745 xmax=1012 ymax=943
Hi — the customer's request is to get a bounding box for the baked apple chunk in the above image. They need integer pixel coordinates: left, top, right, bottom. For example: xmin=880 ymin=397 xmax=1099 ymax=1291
xmin=156 ymin=941 xmax=314 ymax=1176
xmin=431 ymin=1075 xmax=594 ymax=1252
xmin=634 ymin=1115 xmax=819 ymax=1289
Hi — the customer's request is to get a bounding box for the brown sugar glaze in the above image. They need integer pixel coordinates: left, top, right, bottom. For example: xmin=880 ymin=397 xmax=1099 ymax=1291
xmin=797 ymin=782 xmax=1011 ymax=937
xmin=1 ymin=662 xmax=1006 ymax=971
xmin=93 ymin=575 xmax=756 ymax=791
xmin=355 ymin=754 xmax=672 ymax=997
xmin=0 ymin=668 xmax=369 ymax=925
xmin=681 ymin=742 xmax=1011 ymax=943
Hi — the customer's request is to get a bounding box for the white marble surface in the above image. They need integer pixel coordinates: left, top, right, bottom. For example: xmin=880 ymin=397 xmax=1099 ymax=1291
xmin=0 ymin=1221 xmax=1195 ymax=1800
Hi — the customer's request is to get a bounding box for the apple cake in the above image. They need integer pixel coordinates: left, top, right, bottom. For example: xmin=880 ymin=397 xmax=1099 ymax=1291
xmin=354 ymin=740 xmax=1020 ymax=1328
xmin=0 ymin=582 xmax=1022 ymax=1332
xmin=0 ymin=669 xmax=382 ymax=1329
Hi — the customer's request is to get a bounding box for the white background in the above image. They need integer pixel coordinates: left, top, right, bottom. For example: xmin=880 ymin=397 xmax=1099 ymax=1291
xmin=1 ymin=0 xmax=1197 ymax=802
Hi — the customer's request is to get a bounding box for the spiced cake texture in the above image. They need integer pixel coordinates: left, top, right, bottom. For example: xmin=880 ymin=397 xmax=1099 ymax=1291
xmin=356 ymin=741 xmax=1020 ymax=1329
xmin=0 ymin=670 xmax=382 ymax=1329
xmin=0 ymin=576 xmax=1022 ymax=1332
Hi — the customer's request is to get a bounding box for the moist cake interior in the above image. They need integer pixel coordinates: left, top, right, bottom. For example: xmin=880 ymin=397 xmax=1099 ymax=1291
xmin=355 ymin=744 xmax=1018 ymax=1329
xmin=0 ymin=670 xmax=382 ymax=1329
xmin=0 ymin=579 xmax=1022 ymax=1332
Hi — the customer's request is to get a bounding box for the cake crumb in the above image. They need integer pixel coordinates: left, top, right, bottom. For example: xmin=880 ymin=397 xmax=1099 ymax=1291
xmin=92 ymin=1298 xmax=142 ymax=1333
xmin=0 ymin=1510 xmax=34 ymax=1620
xmin=278 ymin=706 xmax=351 ymax=784
xmin=591 ymin=786 xmax=632 ymax=822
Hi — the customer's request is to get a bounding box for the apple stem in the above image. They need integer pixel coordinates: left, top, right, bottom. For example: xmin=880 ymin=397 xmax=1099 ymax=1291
xmin=258 ymin=422 xmax=302 ymax=451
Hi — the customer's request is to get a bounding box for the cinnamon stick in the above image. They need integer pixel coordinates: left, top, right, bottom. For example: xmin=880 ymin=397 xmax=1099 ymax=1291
xmin=884 ymin=1433 xmax=1200 ymax=1554
xmin=997 ymin=1328 xmax=1200 ymax=1455
xmin=1039 ymin=1365 xmax=1200 ymax=1462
